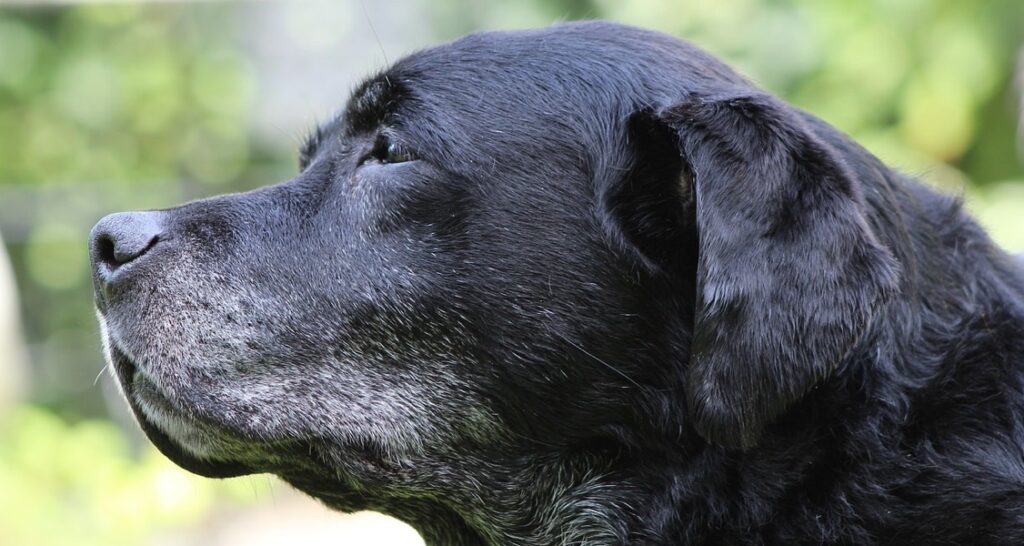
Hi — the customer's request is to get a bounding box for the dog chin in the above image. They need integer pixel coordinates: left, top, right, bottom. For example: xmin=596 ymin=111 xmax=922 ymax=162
xmin=99 ymin=322 xmax=252 ymax=478
xmin=132 ymin=373 xmax=226 ymax=460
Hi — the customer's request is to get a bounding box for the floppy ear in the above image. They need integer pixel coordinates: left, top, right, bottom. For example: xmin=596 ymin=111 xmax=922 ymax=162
xmin=625 ymin=92 xmax=900 ymax=450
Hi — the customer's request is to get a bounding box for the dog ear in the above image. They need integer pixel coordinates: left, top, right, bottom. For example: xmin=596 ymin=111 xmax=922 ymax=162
xmin=615 ymin=92 xmax=900 ymax=450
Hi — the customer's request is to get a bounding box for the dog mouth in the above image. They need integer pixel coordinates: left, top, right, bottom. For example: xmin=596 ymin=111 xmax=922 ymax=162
xmin=107 ymin=342 xmax=252 ymax=479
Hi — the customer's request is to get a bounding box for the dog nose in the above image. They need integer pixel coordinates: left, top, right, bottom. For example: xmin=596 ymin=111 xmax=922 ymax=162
xmin=90 ymin=211 xmax=165 ymax=278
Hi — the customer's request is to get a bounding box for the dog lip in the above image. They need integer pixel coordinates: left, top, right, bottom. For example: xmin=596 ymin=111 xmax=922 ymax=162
xmin=90 ymin=253 xmax=137 ymax=309
xmin=109 ymin=345 xmax=251 ymax=479
xmin=90 ymin=265 xmax=139 ymax=313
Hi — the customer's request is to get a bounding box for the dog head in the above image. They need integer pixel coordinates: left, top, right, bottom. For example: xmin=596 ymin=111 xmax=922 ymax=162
xmin=91 ymin=21 xmax=899 ymax=541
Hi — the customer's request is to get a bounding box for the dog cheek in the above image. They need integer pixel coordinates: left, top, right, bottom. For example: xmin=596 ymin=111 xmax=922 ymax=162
xmin=189 ymin=319 xmax=506 ymax=457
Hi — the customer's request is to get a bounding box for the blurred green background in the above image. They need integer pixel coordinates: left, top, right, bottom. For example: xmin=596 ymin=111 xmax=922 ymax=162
xmin=0 ymin=0 xmax=1022 ymax=544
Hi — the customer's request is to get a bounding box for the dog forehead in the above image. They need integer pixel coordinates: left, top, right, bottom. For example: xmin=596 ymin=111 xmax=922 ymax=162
xmin=396 ymin=26 xmax=641 ymax=110
xmin=321 ymin=22 xmax=749 ymax=178
xmin=390 ymin=23 xmax=744 ymax=143
xmin=393 ymin=22 xmax=744 ymax=103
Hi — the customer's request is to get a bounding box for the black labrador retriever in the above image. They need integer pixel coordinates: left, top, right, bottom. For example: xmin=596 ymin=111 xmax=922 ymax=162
xmin=90 ymin=21 xmax=1024 ymax=545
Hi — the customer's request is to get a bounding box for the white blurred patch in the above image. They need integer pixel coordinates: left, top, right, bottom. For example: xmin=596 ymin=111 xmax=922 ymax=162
xmin=0 ymin=229 xmax=28 ymax=416
xmin=240 ymin=0 xmax=433 ymax=142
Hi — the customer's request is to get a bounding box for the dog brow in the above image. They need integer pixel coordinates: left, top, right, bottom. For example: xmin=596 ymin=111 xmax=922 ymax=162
xmin=344 ymin=74 xmax=405 ymax=135
xmin=298 ymin=73 xmax=405 ymax=168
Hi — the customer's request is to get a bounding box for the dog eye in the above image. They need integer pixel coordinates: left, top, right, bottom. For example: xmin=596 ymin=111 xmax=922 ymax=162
xmin=385 ymin=141 xmax=416 ymax=164
xmin=365 ymin=135 xmax=417 ymax=165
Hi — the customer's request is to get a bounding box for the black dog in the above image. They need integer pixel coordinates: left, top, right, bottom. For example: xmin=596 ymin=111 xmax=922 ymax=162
xmin=90 ymin=22 xmax=1024 ymax=545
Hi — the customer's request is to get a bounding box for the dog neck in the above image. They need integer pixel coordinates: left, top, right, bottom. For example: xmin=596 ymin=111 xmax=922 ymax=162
xmin=284 ymin=445 xmax=647 ymax=546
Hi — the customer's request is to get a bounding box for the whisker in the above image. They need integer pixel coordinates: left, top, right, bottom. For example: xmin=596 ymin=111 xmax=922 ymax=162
xmin=93 ymin=363 xmax=111 ymax=387
xmin=555 ymin=332 xmax=643 ymax=388
xmin=360 ymin=0 xmax=391 ymax=86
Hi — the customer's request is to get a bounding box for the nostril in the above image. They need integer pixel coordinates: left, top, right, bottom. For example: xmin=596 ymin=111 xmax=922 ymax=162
xmin=96 ymin=232 xmax=158 ymax=269
xmin=96 ymin=233 xmax=118 ymax=268
xmin=90 ymin=211 xmax=166 ymax=275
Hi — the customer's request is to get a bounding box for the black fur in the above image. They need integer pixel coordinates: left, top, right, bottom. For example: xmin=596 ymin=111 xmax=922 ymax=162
xmin=89 ymin=22 xmax=1024 ymax=545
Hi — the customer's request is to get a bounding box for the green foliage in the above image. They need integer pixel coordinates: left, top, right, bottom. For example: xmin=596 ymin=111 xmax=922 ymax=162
xmin=0 ymin=406 xmax=269 ymax=546
xmin=592 ymin=0 xmax=1024 ymax=186
xmin=0 ymin=5 xmax=260 ymax=187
